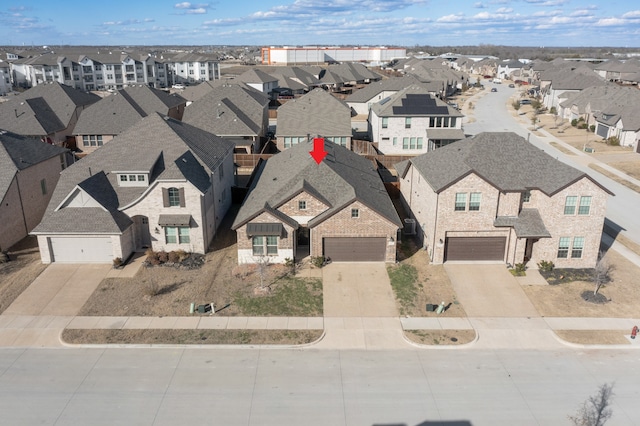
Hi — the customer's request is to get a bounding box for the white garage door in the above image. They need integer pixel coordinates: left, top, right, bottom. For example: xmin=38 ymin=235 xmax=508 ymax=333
xmin=49 ymin=237 xmax=113 ymax=263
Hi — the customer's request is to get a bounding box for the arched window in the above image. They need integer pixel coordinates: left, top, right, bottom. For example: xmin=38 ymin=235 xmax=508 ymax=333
xmin=168 ymin=187 xmax=180 ymax=207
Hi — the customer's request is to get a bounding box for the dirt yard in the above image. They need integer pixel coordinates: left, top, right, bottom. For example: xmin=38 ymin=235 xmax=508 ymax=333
xmin=76 ymin=205 xmax=322 ymax=319
xmin=0 ymin=236 xmax=48 ymax=314
xmin=522 ymin=249 xmax=640 ymax=318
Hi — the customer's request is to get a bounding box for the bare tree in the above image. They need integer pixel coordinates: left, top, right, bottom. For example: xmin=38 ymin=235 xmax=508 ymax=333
xmin=569 ymin=382 xmax=615 ymax=426
xmin=253 ymin=255 xmax=272 ymax=292
xmin=593 ymin=251 xmax=612 ymax=296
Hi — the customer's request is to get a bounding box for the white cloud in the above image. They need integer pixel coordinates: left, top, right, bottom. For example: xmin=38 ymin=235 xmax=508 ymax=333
xmin=595 ymin=17 xmax=625 ymax=26
xmin=622 ymin=10 xmax=640 ymax=18
xmin=174 ymin=2 xmax=211 ymax=14
xmin=436 ymin=13 xmax=465 ymax=23
xmin=496 ymin=7 xmax=513 ymax=13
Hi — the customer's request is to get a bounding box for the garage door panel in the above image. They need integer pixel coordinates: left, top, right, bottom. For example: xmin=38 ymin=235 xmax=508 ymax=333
xmin=445 ymin=237 xmax=505 ymax=262
xmin=50 ymin=237 xmax=113 ymax=263
xmin=323 ymin=237 xmax=386 ymax=262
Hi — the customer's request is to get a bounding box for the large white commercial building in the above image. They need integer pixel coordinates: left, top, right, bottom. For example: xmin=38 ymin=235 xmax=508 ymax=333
xmin=261 ymin=46 xmax=406 ymax=66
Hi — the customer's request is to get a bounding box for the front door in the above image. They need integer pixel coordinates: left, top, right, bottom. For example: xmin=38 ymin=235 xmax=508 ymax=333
xmin=296 ymin=226 xmax=310 ymax=260
xmin=524 ymin=238 xmax=536 ymax=263
xmin=133 ymin=216 xmax=152 ymax=250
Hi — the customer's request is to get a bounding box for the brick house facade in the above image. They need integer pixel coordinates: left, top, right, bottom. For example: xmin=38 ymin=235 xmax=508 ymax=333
xmin=232 ymin=139 xmax=402 ymax=263
xmin=397 ymin=132 xmax=612 ymax=268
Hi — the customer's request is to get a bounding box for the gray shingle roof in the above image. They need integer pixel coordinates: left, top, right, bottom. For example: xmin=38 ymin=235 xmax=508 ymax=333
xmin=232 ymin=139 xmax=402 ymax=230
xmin=182 ymin=83 xmax=268 ymax=137
xmin=32 ymin=113 xmax=235 ymax=235
xmin=276 ymin=88 xmax=352 ymax=137
xmin=405 ymin=132 xmax=612 ymax=196
xmin=0 ymin=130 xmax=68 ymax=200
xmin=370 ymin=85 xmax=463 ymax=118
xmin=0 ymin=82 xmax=100 ymax=136
xmin=346 ymin=76 xmax=422 ymax=103
xmin=73 ymin=86 xmax=186 ymax=136
xmin=494 ymin=208 xmax=551 ymax=238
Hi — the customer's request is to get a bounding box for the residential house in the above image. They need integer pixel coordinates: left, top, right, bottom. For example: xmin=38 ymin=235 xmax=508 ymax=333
xmin=369 ymin=85 xmax=464 ymax=154
xmin=266 ymin=66 xmax=322 ymax=96
xmin=497 ymin=60 xmax=525 ymax=81
xmin=539 ymin=65 xmax=608 ymax=110
xmin=0 ymin=82 xmax=100 ymax=146
xmin=32 ymin=113 xmax=235 ymax=263
xmin=593 ymin=59 xmax=640 ymax=83
xmin=182 ymin=83 xmax=270 ymax=153
xmin=72 ymin=85 xmax=187 ymax=154
xmin=346 ymin=75 xmax=423 ymax=116
xmin=0 ymin=130 xmax=68 ymax=251
xmin=162 ymin=52 xmax=220 ymax=86
xmin=0 ymin=59 xmax=11 ymax=95
xmin=276 ymin=88 xmax=352 ymax=151
xmin=396 ymin=132 xmax=612 ymax=268
xmin=236 ymin=69 xmax=279 ymax=97
xmin=231 ymin=139 xmax=402 ymax=263
xmin=593 ymin=99 xmax=640 ymax=152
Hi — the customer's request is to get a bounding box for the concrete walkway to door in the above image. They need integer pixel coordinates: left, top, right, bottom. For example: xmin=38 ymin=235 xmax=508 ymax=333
xmin=315 ymin=262 xmax=412 ymax=350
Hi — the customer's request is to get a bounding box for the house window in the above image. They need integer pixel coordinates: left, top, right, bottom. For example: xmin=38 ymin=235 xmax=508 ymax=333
xmin=571 ymin=237 xmax=584 ymax=258
xmin=557 ymin=237 xmax=570 ymax=258
xmin=417 ymin=137 xmax=423 ymax=149
xmin=393 ymin=137 xmax=397 ymax=146
xmin=40 ymin=179 xmax=47 ymax=195
xmin=82 ymin=135 xmax=103 ymax=147
xmin=469 ymin=192 xmax=481 ymax=211
xmin=578 ymin=196 xmax=591 ymax=215
xmin=299 ymin=200 xmax=307 ymax=210
xmin=436 ymin=117 xmax=443 ymax=127
xmin=168 ymin=188 xmax=181 ymax=207
xmin=382 ymin=117 xmax=388 ymax=128
xmin=165 ymin=226 xmax=190 ymax=244
xmin=455 ymin=193 xmax=467 ymax=211
xmin=450 ymin=117 xmax=457 ymax=127
xmin=523 ymin=191 xmax=531 ymax=203
xmin=351 ymin=208 xmax=359 ymax=218
xmin=564 ymin=196 xmax=577 ymax=215
xmin=405 ymin=117 xmax=412 ymax=129
xmin=137 ymin=175 xmax=145 ymax=182
xmin=120 ymin=175 xmax=128 ymax=182
xmin=252 ymin=236 xmax=278 ymax=256
xmin=402 ymin=138 xmax=409 ymax=149
xmin=429 ymin=117 xmax=435 ymax=127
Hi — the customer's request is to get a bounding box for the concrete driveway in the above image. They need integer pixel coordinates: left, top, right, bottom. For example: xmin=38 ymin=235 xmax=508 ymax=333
xmin=444 ymin=264 xmax=540 ymax=318
xmin=317 ymin=262 xmax=410 ymax=350
xmin=3 ymin=264 xmax=112 ymax=316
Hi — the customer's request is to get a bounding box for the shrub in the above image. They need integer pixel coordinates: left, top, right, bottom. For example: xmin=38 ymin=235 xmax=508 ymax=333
xmin=168 ymin=251 xmax=180 ymax=263
xmin=146 ymin=250 xmax=160 ymax=265
xmin=509 ymin=263 xmax=527 ymax=276
xmin=174 ymin=249 xmax=189 ymax=262
xmin=537 ymin=260 xmax=555 ymax=272
xmin=549 ymin=106 xmax=557 ymax=115
xmin=310 ymin=256 xmax=326 ymax=268
xmin=157 ymin=251 xmax=169 ymax=263
xmin=606 ymin=136 xmax=620 ymax=146
xmin=589 ymin=125 xmax=595 ymax=132
xmin=112 ymin=257 xmax=123 ymax=268
xmin=284 ymin=257 xmax=296 ymax=275
xmin=577 ymin=122 xmax=588 ymax=130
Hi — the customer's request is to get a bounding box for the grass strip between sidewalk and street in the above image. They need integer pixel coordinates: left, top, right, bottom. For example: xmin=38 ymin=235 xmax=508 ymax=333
xmin=589 ymin=163 xmax=640 ymax=194
xmin=61 ymin=329 xmax=323 ymax=346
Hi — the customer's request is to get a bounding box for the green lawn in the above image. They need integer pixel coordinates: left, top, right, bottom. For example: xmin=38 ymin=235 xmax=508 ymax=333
xmin=387 ymin=264 xmax=420 ymax=315
xmin=234 ymin=277 xmax=323 ymax=316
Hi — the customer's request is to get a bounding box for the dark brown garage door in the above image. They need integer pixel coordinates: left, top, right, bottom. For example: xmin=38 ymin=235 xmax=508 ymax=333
xmin=323 ymin=237 xmax=387 ymax=262
xmin=445 ymin=237 xmax=506 ymax=262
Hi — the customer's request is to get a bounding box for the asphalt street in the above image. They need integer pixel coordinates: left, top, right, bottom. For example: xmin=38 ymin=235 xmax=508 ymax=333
xmin=1 ymin=347 xmax=639 ymax=425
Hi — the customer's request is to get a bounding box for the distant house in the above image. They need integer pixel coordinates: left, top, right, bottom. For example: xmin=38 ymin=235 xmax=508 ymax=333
xmin=0 ymin=130 xmax=68 ymax=251
xmin=276 ymin=88 xmax=353 ymax=151
xmin=236 ymin=69 xmax=279 ymax=96
xmin=182 ymin=83 xmax=270 ymax=153
xmin=346 ymin=75 xmax=423 ymax=116
xmin=72 ymin=85 xmax=186 ymax=154
xmin=369 ymin=85 xmax=464 ymax=154
xmin=397 ymin=132 xmax=612 ymax=268
xmin=0 ymin=82 xmax=99 ymax=146
xmin=231 ymin=139 xmax=401 ymax=263
xmin=32 ymin=114 xmax=235 ymax=263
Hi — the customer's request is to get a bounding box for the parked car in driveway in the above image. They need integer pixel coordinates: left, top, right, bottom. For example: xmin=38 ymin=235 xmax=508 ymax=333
xmin=491 ymin=88 xmax=497 ymax=92
xmin=519 ymin=99 xmax=531 ymax=105
xmin=508 ymin=84 xmax=515 ymax=88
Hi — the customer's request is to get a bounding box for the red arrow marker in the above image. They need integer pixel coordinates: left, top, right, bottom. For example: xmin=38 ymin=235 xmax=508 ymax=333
xmin=309 ymin=137 xmax=327 ymax=164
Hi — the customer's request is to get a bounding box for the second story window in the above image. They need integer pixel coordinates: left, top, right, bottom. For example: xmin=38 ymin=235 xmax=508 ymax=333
xmin=469 ymin=193 xmax=482 ymax=211
xmin=299 ymin=200 xmax=307 ymax=210
xmin=455 ymin=193 xmax=467 ymax=211
xmin=522 ymin=191 xmax=531 ymax=203
xmin=163 ymin=187 xmax=184 ymax=207
xmin=564 ymin=196 xmax=577 ymax=215
xmin=351 ymin=208 xmax=359 ymax=218
xmin=382 ymin=117 xmax=388 ymax=128
xmin=578 ymin=196 xmax=592 ymax=215
xmin=405 ymin=117 xmax=412 ymax=129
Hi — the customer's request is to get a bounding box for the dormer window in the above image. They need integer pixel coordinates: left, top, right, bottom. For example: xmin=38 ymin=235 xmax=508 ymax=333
xmin=117 ymin=173 xmax=149 ymax=187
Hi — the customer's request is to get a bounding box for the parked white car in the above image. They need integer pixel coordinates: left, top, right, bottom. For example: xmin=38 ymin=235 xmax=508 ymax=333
xmin=171 ymin=84 xmax=185 ymax=90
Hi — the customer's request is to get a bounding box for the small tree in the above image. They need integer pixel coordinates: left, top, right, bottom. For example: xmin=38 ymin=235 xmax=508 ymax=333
xmin=569 ymin=382 xmax=614 ymax=426
xmin=254 ymin=255 xmax=272 ymax=291
xmin=531 ymin=113 xmax=538 ymax=130
xmin=592 ymin=251 xmax=612 ymax=296
xmin=512 ymin=100 xmax=521 ymax=111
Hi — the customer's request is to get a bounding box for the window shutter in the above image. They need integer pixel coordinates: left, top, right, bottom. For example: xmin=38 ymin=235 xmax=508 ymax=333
xmin=162 ymin=188 xmax=169 ymax=207
xmin=179 ymin=188 xmax=185 ymax=207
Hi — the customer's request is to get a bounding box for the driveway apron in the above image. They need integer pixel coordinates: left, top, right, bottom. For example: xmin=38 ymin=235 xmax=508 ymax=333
xmin=317 ymin=263 xmax=411 ymax=350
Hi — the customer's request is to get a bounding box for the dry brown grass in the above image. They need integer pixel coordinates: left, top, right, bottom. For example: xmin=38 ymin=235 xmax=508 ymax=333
xmin=589 ymin=164 xmax=640 ymax=193
xmin=405 ymin=329 xmax=476 ymax=346
xmin=555 ymin=330 xmax=630 ymax=345
xmin=609 ymin=161 xmax=640 ymax=180
xmin=0 ymin=236 xmax=48 ymax=314
xmin=522 ymin=249 xmax=640 ymax=318
xmin=62 ymin=329 xmax=323 ymax=345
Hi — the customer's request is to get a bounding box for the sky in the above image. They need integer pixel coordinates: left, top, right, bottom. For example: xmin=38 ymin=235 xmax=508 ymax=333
xmin=0 ymin=1 xmax=639 ymax=48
